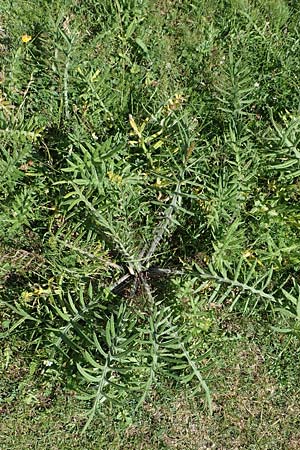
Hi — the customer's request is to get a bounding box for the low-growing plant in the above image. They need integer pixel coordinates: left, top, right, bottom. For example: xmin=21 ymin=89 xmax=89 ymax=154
xmin=1 ymin=0 xmax=300 ymax=433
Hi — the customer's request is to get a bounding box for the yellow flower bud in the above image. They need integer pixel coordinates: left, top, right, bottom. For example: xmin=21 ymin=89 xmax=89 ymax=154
xmin=21 ymin=34 xmax=32 ymax=43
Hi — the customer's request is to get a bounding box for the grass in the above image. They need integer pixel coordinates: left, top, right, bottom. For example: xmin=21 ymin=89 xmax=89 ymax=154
xmin=1 ymin=313 xmax=300 ymax=449
xmin=1 ymin=0 xmax=300 ymax=447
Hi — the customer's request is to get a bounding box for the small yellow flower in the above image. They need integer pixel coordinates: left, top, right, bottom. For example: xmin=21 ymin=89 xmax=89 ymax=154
xmin=21 ymin=291 xmax=34 ymax=301
xmin=21 ymin=34 xmax=32 ymax=43
xmin=243 ymin=249 xmax=253 ymax=259
xmin=164 ymin=93 xmax=186 ymax=113
xmin=107 ymin=171 xmax=122 ymax=184
xmin=33 ymin=287 xmax=47 ymax=296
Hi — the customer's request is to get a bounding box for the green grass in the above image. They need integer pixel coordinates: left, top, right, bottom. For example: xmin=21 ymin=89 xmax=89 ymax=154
xmin=1 ymin=0 xmax=300 ymax=447
xmin=1 ymin=314 xmax=300 ymax=449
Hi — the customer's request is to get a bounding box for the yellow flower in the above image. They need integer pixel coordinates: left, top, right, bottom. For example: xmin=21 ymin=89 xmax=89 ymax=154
xmin=243 ymin=249 xmax=253 ymax=259
xmin=21 ymin=291 xmax=34 ymax=301
xmin=164 ymin=93 xmax=186 ymax=113
xmin=21 ymin=34 xmax=32 ymax=43
xmin=107 ymin=171 xmax=122 ymax=184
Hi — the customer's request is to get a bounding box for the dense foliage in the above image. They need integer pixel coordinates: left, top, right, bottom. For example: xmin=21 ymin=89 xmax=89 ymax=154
xmin=1 ymin=0 xmax=300 ymax=430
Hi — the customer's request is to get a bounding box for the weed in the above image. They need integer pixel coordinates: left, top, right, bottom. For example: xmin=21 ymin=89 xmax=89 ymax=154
xmin=1 ymin=0 xmax=300 ymax=439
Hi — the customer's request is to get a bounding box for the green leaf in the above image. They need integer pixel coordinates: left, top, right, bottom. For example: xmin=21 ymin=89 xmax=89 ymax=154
xmin=135 ymin=37 xmax=148 ymax=54
xmin=106 ymin=320 xmax=112 ymax=347
xmin=77 ymin=364 xmax=103 ymax=383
